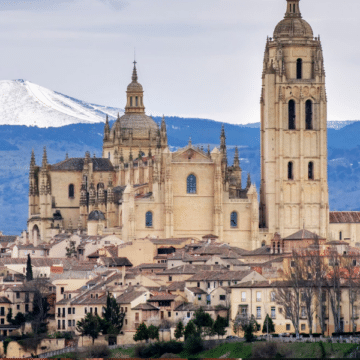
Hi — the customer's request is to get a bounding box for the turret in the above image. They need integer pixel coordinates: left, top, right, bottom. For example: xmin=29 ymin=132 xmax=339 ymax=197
xmin=125 ymin=61 xmax=145 ymax=114
xmin=104 ymin=115 xmax=110 ymax=141
xmin=160 ymin=115 xmax=168 ymax=147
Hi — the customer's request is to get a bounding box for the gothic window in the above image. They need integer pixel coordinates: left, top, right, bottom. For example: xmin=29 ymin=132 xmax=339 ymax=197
xmin=68 ymin=184 xmax=74 ymax=198
xmin=187 ymin=174 xmax=197 ymax=194
xmin=308 ymin=162 xmax=314 ymax=180
xmin=288 ymin=162 xmax=294 ymax=180
xmin=130 ymin=97 xmax=133 ymax=106
xmin=288 ymin=100 xmax=296 ymax=130
xmin=146 ymin=211 xmax=153 ymax=228
xmin=305 ymin=100 xmax=313 ymax=130
xmin=297 ymin=59 xmax=302 ymax=79
xmin=230 ymin=212 xmax=238 ymax=228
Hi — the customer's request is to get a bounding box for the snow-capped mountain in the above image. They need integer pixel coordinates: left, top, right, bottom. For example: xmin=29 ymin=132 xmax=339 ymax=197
xmin=0 ymin=79 xmax=123 ymax=128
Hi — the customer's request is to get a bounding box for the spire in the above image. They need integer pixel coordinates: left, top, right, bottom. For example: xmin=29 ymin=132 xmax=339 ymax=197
xmin=247 ymin=173 xmax=251 ymax=189
xmin=132 ymin=60 xmax=138 ymax=82
xmin=104 ymin=115 xmax=110 ymax=140
xmin=188 ymin=137 xmax=192 ymax=147
xmin=41 ymin=147 xmax=48 ymax=169
xmin=220 ymin=125 xmax=227 ymax=154
xmin=207 ymin=144 xmax=211 ymax=156
xmin=30 ymin=149 xmax=36 ymax=169
xmin=233 ymin=146 xmax=240 ymax=168
xmin=65 ymin=152 xmax=69 ymax=160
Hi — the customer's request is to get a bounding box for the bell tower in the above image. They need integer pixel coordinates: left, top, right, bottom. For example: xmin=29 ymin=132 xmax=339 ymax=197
xmin=260 ymin=0 xmax=329 ymax=238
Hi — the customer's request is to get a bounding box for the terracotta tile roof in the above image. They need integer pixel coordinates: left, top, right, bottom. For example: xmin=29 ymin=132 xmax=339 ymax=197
xmin=330 ymin=211 xmax=360 ymax=224
xmin=325 ymin=240 xmax=350 ymax=246
xmin=132 ymin=303 xmax=159 ymax=311
xmin=230 ymin=280 xmax=271 ymax=288
xmin=283 ymin=229 xmax=326 ymax=240
xmin=116 ymin=290 xmax=147 ymax=304
xmin=241 ymin=246 xmax=271 ymax=256
xmin=186 ymin=270 xmax=252 ymax=282
xmin=149 ymin=238 xmax=192 ymax=246
xmin=0 ymin=236 xmax=16 ymax=242
xmin=160 ymin=264 xmax=226 ymax=275
xmin=147 ymin=294 xmax=177 ymax=302
xmin=174 ymin=303 xmax=226 ymax=311
xmin=202 ymin=234 xmax=219 ymax=239
xmin=186 ymin=287 xmax=207 ymax=295
xmin=167 ymin=281 xmax=185 ymax=291
xmin=133 ymin=263 xmax=167 ymax=269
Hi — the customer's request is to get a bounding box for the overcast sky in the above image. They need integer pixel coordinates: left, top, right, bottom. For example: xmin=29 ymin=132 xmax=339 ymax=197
xmin=0 ymin=0 xmax=358 ymax=124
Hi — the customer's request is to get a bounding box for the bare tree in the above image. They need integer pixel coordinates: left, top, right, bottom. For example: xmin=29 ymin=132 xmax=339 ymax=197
xmin=343 ymin=253 xmax=360 ymax=334
xmin=306 ymin=237 xmax=328 ymax=335
xmin=326 ymin=247 xmax=343 ymax=334
xmin=274 ymin=251 xmax=305 ymax=338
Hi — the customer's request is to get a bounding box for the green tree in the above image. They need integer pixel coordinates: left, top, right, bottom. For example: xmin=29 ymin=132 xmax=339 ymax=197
xmin=13 ymin=312 xmax=27 ymax=334
xmin=147 ymin=324 xmax=159 ymax=341
xmin=184 ymin=320 xmax=197 ymax=340
xmin=174 ymin=320 xmax=184 ymax=340
xmin=262 ymin=314 xmax=275 ymax=334
xmin=76 ymin=313 xmax=101 ymax=344
xmin=193 ymin=307 xmax=214 ymax=337
xmin=6 ymin=308 xmax=13 ymax=324
xmin=101 ymin=293 xmax=125 ymax=335
xmin=133 ymin=322 xmax=149 ymax=343
xmin=26 ymin=254 xmax=33 ymax=281
xmin=240 ymin=315 xmax=260 ymax=342
xmin=65 ymin=240 xmax=77 ymax=258
xmin=213 ymin=315 xmax=227 ymax=338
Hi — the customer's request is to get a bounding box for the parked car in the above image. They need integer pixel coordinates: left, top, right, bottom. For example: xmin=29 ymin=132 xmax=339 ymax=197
xmin=279 ymin=333 xmax=291 ymax=337
xmin=226 ymin=335 xmax=240 ymax=340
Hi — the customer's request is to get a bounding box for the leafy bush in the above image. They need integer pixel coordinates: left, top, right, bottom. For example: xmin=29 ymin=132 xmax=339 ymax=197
xmin=135 ymin=341 xmax=184 ymax=358
xmin=83 ymin=344 xmax=110 ymax=358
xmin=251 ymin=342 xmax=278 ymax=358
xmin=184 ymin=334 xmax=203 ymax=354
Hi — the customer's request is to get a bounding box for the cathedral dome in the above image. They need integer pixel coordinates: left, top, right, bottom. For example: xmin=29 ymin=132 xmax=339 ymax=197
xmin=118 ymin=113 xmax=158 ymax=131
xmin=273 ymin=0 xmax=313 ymax=40
xmin=274 ymin=18 xmax=313 ymax=39
xmin=88 ymin=210 xmax=105 ymax=221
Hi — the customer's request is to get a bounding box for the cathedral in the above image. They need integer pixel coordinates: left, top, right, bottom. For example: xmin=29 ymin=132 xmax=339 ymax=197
xmin=26 ymin=0 xmax=360 ymax=250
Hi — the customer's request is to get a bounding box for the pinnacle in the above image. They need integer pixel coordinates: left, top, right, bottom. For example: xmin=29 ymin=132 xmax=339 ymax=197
xmin=132 ymin=61 xmax=138 ymax=82
xmin=42 ymin=146 xmax=48 ymax=168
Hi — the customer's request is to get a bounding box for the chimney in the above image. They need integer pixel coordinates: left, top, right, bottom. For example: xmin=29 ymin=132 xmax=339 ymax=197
xmin=122 ymin=265 xmax=126 ymax=282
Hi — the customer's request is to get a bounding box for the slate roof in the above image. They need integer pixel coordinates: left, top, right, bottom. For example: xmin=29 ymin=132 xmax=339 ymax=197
xmin=330 ymin=212 xmax=360 ymax=224
xmin=101 ymin=257 xmax=133 ymax=267
xmin=283 ymin=229 xmax=325 ymax=240
xmin=149 ymin=238 xmax=192 ymax=246
xmin=51 ymin=158 xmax=114 ymax=172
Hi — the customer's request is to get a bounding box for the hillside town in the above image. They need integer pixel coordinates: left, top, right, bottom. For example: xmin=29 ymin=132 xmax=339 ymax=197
xmin=2 ymin=0 xmax=360 ymax=358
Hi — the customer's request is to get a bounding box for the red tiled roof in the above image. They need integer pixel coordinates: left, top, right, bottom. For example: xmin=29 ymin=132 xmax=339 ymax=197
xmin=330 ymin=212 xmax=360 ymax=224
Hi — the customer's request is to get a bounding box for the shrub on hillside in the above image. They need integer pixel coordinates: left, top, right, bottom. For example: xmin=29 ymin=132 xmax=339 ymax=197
xmin=135 ymin=341 xmax=184 ymax=358
xmin=184 ymin=334 xmax=203 ymax=354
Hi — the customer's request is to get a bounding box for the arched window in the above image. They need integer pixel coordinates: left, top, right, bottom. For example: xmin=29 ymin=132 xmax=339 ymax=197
xmin=230 ymin=212 xmax=238 ymax=228
xmin=130 ymin=97 xmax=133 ymax=106
xmin=187 ymin=174 xmax=197 ymax=194
xmin=296 ymin=59 xmax=302 ymax=79
xmin=305 ymin=100 xmax=313 ymax=130
xmin=288 ymin=162 xmax=294 ymax=180
xmin=308 ymin=162 xmax=314 ymax=180
xmin=136 ymin=96 xmax=138 ymax=106
xmin=288 ymin=100 xmax=296 ymax=130
xmin=145 ymin=211 xmax=153 ymax=228
xmin=68 ymin=184 xmax=74 ymax=198
xmin=262 ymin=241 xmax=266 ymax=247
xmin=277 ymin=242 xmax=281 ymax=254
xmin=339 ymin=231 xmax=342 ymax=240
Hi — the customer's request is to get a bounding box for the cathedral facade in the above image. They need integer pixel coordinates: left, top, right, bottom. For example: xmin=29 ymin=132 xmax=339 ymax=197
xmin=26 ymin=0 xmax=360 ymax=249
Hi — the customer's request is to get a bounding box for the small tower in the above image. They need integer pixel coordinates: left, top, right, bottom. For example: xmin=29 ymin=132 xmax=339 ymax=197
xmin=220 ymin=125 xmax=228 ymax=185
xmin=125 ymin=61 xmax=145 ymax=114
xmin=160 ymin=115 xmax=168 ymax=147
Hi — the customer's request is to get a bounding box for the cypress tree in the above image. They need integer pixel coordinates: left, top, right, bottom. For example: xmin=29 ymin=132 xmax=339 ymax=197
xmin=26 ymin=254 xmax=33 ymax=281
